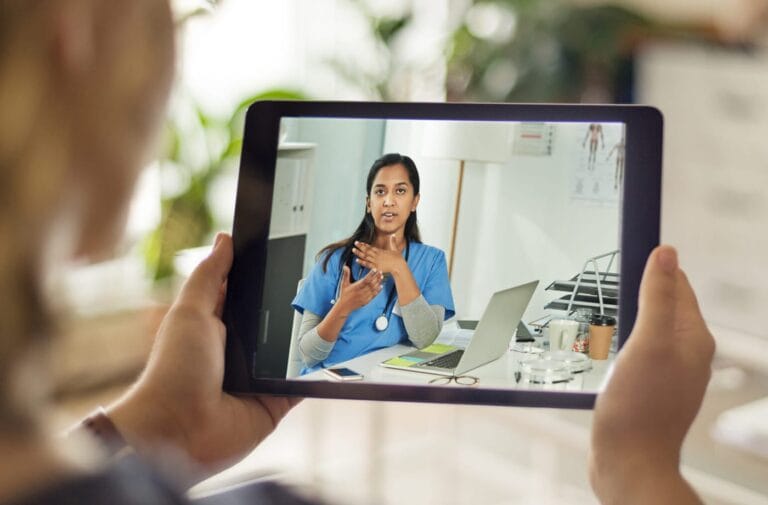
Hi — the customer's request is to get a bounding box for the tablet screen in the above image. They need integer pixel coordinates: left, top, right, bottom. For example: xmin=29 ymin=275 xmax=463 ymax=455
xmin=224 ymin=103 xmax=661 ymax=407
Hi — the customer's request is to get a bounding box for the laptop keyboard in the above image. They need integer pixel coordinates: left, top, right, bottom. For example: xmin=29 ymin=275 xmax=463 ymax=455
xmin=422 ymin=350 xmax=464 ymax=369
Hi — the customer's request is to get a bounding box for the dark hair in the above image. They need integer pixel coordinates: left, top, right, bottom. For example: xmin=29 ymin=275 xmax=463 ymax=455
xmin=318 ymin=153 xmax=422 ymax=275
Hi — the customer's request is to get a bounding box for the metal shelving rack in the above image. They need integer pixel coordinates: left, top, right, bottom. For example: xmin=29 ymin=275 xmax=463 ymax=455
xmin=544 ymin=250 xmax=620 ymax=317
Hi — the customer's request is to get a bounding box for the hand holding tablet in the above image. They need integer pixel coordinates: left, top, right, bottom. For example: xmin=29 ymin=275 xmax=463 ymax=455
xmin=590 ymin=245 xmax=715 ymax=503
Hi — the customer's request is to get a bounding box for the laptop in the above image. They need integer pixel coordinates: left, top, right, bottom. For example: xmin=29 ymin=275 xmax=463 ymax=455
xmin=458 ymin=319 xmax=535 ymax=342
xmin=380 ymin=280 xmax=539 ymax=376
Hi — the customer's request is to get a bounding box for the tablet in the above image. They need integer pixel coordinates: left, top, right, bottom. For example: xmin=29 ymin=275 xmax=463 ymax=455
xmin=223 ymin=101 xmax=662 ymax=409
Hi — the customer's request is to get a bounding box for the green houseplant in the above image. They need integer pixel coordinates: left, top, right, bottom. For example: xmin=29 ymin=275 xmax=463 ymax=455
xmin=447 ymin=1 xmax=654 ymax=103
xmin=144 ymin=89 xmax=305 ymax=282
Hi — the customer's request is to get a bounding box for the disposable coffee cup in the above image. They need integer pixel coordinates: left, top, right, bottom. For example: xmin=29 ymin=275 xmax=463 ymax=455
xmin=588 ymin=314 xmax=616 ymax=360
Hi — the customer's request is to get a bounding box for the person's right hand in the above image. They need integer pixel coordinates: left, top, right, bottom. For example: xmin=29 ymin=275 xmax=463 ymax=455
xmin=336 ymin=265 xmax=383 ymax=314
xmin=590 ymin=245 xmax=715 ymax=505
xmin=108 ymin=234 xmax=301 ymax=480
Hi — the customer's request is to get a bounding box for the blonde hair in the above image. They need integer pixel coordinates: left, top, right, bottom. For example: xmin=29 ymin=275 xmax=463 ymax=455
xmin=0 ymin=0 xmax=61 ymax=430
xmin=0 ymin=0 xmax=174 ymax=431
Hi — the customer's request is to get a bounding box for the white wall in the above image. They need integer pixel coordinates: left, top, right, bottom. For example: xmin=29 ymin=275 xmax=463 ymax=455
xmin=381 ymin=120 xmax=460 ymax=255
xmin=283 ymin=118 xmax=386 ymax=275
xmin=384 ymin=120 xmax=623 ymax=322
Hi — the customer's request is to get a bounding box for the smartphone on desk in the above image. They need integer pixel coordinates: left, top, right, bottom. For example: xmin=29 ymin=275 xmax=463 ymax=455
xmin=323 ymin=367 xmax=364 ymax=381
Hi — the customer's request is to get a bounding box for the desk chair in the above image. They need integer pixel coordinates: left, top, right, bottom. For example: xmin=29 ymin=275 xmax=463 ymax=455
xmin=285 ymin=279 xmax=305 ymax=378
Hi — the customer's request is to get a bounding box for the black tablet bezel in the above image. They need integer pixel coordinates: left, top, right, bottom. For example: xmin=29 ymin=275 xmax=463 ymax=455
xmin=223 ymin=101 xmax=662 ymax=409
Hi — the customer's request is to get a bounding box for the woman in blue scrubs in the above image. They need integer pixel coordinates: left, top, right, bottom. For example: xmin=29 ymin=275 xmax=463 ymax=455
xmin=292 ymin=153 xmax=455 ymax=375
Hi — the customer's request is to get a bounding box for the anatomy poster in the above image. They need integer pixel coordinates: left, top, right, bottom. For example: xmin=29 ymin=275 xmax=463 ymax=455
xmin=568 ymin=122 xmax=625 ymax=205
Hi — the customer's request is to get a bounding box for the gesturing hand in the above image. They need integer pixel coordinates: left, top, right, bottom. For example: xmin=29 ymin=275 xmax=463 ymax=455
xmin=336 ymin=264 xmax=383 ymax=314
xmin=108 ymin=234 xmax=301 ymax=477
xmin=352 ymin=236 xmax=406 ymax=275
xmin=590 ymin=246 xmax=715 ymax=505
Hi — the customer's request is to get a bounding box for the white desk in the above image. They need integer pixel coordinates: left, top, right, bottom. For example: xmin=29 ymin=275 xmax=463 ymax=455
xmin=301 ymin=343 xmax=613 ymax=392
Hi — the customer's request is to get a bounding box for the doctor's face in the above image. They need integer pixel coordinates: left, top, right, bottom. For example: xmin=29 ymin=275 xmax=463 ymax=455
xmin=366 ymin=163 xmax=420 ymax=237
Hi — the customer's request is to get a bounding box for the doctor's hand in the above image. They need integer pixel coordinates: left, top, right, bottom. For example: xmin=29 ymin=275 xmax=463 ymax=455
xmin=336 ymin=264 xmax=384 ymax=314
xmin=590 ymin=246 xmax=715 ymax=505
xmin=108 ymin=233 xmax=300 ymax=478
xmin=353 ymin=236 xmax=407 ymax=275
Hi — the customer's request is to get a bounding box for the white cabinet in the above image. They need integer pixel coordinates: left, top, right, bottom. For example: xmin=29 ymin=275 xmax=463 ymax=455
xmin=637 ymin=43 xmax=768 ymax=343
xmin=269 ymin=142 xmax=315 ymax=239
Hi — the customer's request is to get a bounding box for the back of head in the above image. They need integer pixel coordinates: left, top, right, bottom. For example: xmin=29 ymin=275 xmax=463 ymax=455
xmin=0 ymin=0 xmax=62 ymax=432
xmin=0 ymin=0 xmax=174 ymax=432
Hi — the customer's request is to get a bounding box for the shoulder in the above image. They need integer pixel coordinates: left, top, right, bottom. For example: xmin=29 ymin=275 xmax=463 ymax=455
xmin=321 ymin=246 xmax=344 ymax=264
xmin=410 ymin=242 xmax=446 ymax=261
xmin=409 ymin=242 xmax=448 ymax=274
xmin=9 ymin=457 xmax=185 ymax=505
xmin=312 ymin=248 xmax=344 ymax=275
xmin=8 ymin=459 xmax=321 ymax=505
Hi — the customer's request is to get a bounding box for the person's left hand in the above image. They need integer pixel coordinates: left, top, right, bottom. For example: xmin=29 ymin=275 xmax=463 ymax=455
xmin=108 ymin=233 xmax=300 ymax=474
xmin=590 ymin=246 xmax=714 ymax=504
xmin=352 ymin=236 xmax=406 ymax=275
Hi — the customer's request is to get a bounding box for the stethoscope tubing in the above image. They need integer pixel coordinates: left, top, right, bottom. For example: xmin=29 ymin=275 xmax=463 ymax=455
xmin=331 ymin=240 xmax=410 ymax=332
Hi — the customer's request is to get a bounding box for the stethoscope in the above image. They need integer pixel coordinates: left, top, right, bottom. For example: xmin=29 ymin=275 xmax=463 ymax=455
xmin=331 ymin=240 xmax=410 ymax=332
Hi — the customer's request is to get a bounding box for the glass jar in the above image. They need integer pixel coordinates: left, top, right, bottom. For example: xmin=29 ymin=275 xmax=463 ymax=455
xmin=572 ymin=308 xmax=593 ymax=354
xmin=520 ymin=358 xmax=572 ymax=384
xmin=541 ymin=350 xmax=592 ymax=373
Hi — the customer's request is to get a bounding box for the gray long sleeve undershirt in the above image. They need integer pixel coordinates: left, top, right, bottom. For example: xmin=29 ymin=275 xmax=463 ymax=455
xmin=297 ymin=294 xmax=445 ymax=369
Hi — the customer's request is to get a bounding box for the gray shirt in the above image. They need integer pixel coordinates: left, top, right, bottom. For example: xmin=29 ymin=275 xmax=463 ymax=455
xmin=297 ymin=295 xmax=445 ymax=368
xmin=8 ymin=457 xmax=320 ymax=505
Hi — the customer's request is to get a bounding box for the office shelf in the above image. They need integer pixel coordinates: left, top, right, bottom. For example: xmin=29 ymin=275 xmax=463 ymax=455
xmin=545 ymin=295 xmax=618 ymax=317
xmin=544 ymin=251 xmax=620 ymax=317
xmin=546 ymin=273 xmax=619 ymax=298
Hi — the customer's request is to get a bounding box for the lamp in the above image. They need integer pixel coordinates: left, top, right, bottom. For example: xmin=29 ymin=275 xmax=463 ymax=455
xmin=421 ymin=120 xmax=512 ymax=276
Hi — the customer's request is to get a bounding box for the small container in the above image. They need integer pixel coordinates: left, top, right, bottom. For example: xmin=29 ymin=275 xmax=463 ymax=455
xmin=572 ymin=308 xmax=593 ymax=353
xmin=511 ymin=342 xmax=545 ymax=363
xmin=541 ymin=350 xmax=592 ymax=373
xmin=520 ymin=359 xmax=572 ymax=384
xmin=589 ymin=314 xmax=617 ymax=360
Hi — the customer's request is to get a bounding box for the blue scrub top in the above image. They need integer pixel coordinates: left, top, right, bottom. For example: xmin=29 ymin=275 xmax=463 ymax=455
xmin=292 ymin=241 xmax=455 ymax=374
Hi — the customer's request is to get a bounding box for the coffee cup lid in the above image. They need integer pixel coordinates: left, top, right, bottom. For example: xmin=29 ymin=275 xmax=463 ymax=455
xmin=590 ymin=314 xmax=617 ymax=326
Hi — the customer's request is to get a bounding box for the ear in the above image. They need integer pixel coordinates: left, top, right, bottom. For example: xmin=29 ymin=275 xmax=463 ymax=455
xmin=366 ymin=197 xmax=371 ymax=213
xmin=411 ymin=194 xmax=420 ymax=212
xmin=53 ymin=0 xmax=94 ymax=78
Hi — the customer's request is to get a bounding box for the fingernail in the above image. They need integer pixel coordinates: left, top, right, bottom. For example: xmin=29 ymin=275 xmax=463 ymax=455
xmin=214 ymin=233 xmax=224 ymax=248
xmin=656 ymin=246 xmax=678 ymax=274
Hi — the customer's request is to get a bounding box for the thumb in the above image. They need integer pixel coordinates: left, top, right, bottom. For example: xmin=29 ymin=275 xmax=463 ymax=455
xmin=177 ymin=233 xmax=233 ymax=313
xmin=389 ymin=234 xmax=397 ymax=251
xmin=633 ymin=245 xmax=679 ymax=340
xmin=341 ymin=265 xmax=351 ymax=288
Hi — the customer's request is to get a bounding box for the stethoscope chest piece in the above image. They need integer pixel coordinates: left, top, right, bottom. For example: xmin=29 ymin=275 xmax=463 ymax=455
xmin=334 ymin=240 xmax=410 ymax=333
xmin=375 ymin=315 xmax=389 ymax=332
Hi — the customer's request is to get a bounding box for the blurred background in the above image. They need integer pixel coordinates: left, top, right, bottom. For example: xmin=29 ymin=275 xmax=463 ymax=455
xmin=53 ymin=0 xmax=768 ymax=504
